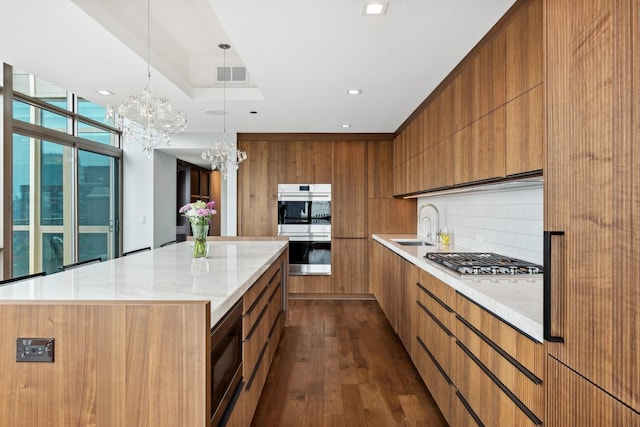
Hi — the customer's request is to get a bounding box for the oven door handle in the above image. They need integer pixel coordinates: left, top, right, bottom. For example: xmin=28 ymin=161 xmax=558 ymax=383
xmin=278 ymin=193 xmax=331 ymax=201
xmin=281 ymin=233 xmax=331 ymax=241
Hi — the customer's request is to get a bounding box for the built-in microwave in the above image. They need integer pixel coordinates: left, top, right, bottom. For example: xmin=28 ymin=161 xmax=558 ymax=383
xmin=277 ymin=184 xmax=331 ymax=275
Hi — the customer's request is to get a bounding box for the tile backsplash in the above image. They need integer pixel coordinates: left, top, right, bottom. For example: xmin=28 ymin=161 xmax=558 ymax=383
xmin=417 ymin=183 xmax=543 ymax=264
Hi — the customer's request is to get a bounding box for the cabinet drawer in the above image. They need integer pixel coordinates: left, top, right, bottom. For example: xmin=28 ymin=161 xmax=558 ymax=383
xmin=243 ymin=263 xmax=281 ymax=338
xmin=456 ymin=313 xmax=543 ymax=417
xmin=415 ymin=297 xmax=454 ymax=377
xmin=267 ymin=276 xmax=283 ymax=330
xmin=455 ymin=340 xmax=543 ymax=426
xmin=456 ymin=292 xmax=543 ymax=379
xmin=416 ymin=280 xmax=455 ymax=335
xmin=414 ymin=335 xmax=455 ymax=426
xmin=244 ymin=339 xmax=270 ymax=424
xmin=451 ymin=390 xmax=484 ymax=427
xmin=243 ymin=303 xmax=270 ymax=377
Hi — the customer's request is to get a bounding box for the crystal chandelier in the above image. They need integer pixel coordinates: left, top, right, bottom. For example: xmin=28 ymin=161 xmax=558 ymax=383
xmin=106 ymin=0 xmax=187 ymax=158
xmin=202 ymin=43 xmax=247 ymax=179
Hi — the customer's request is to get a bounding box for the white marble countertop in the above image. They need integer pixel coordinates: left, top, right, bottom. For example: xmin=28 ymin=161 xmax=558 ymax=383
xmin=373 ymin=234 xmax=543 ymax=342
xmin=0 ymin=240 xmax=288 ymax=328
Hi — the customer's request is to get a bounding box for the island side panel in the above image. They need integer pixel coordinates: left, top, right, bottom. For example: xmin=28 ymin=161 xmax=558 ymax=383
xmin=0 ymin=301 xmax=210 ymax=427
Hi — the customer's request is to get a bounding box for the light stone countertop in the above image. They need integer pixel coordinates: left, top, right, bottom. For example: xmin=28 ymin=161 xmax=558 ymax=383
xmin=373 ymin=234 xmax=543 ymax=342
xmin=0 ymin=240 xmax=288 ymax=328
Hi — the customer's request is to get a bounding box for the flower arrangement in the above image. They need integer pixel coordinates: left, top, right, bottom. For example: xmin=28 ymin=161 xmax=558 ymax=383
xmin=179 ymin=200 xmax=216 ymax=258
xmin=179 ymin=200 xmax=217 ymax=226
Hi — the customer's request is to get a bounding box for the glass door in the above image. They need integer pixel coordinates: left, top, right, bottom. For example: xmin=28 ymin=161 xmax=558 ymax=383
xmin=11 ymin=134 xmax=120 ymax=275
xmin=78 ymin=150 xmax=120 ymax=262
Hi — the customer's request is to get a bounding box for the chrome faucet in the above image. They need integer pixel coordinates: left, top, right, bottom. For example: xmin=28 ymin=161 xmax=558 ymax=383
xmin=417 ymin=203 xmax=440 ymax=242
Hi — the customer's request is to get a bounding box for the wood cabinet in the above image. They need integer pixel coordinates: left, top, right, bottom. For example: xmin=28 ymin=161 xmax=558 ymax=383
xmin=371 ymin=242 xmax=402 ymax=328
xmin=413 ymin=268 xmax=457 ymax=426
xmin=454 ymin=106 xmax=506 ymax=185
xmin=282 ymin=140 xmax=332 ymax=184
xmin=545 ymin=0 xmax=640 ymax=420
xmin=546 ymin=356 xmax=640 ymax=427
xmin=471 ymin=31 xmax=506 ymax=120
xmin=331 ymin=238 xmax=367 ymax=294
xmin=505 ymin=0 xmax=543 ymax=100
xmin=371 ymin=240 xmax=546 ymax=427
xmin=454 ymin=293 xmax=544 ymax=426
xmin=237 ymin=140 xmax=282 ymax=237
xmin=505 ymin=84 xmax=543 ymax=175
xmin=332 ymin=140 xmax=366 ymax=238
xmin=242 ymin=252 xmax=287 ymax=424
xmin=392 ymin=0 xmax=544 ymax=196
xmin=422 ymin=137 xmax=454 ymax=190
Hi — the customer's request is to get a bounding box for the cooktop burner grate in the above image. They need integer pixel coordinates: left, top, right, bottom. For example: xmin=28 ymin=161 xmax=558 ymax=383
xmin=425 ymin=252 xmax=543 ymax=276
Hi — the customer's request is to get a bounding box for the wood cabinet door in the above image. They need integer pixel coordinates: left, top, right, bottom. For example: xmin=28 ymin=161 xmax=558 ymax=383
xmin=546 ymin=356 xmax=640 ymax=427
xmin=545 ymin=0 xmax=640 ymax=412
xmin=332 ymin=140 xmax=366 ymax=238
xmin=237 ymin=140 xmax=283 ymax=236
xmin=282 ymin=140 xmax=332 ymax=184
xmin=505 ymin=0 xmax=543 ymax=101
xmin=505 ymin=84 xmax=543 ymax=176
xmin=471 ymin=31 xmax=506 ymax=121
xmin=331 ymin=238 xmax=367 ymax=294
xmin=454 ymin=107 xmax=506 ymax=185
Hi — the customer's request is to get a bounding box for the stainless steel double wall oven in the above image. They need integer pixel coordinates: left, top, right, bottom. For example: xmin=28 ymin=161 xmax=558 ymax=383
xmin=277 ymin=184 xmax=331 ymax=275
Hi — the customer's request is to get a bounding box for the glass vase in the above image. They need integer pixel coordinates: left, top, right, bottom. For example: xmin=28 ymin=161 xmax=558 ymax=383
xmin=191 ymin=224 xmax=209 ymax=258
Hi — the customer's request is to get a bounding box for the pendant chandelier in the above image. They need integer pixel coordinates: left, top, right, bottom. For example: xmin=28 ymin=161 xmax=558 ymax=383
xmin=106 ymin=0 xmax=187 ymax=158
xmin=202 ymin=43 xmax=247 ymax=179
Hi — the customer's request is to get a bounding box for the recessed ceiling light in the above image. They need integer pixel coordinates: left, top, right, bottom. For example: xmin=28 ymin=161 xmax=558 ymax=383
xmin=96 ymin=89 xmax=114 ymax=95
xmin=341 ymin=124 xmax=352 ymax=128
xmin=347 ymin=89 xmax=362 ymax=95
xmin=362 ymin=1 xmax=388 ymax=16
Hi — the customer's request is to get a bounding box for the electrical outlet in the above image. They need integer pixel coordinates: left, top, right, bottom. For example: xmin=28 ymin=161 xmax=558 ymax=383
xmin=16 ymin=338 xmax=54 ymax=362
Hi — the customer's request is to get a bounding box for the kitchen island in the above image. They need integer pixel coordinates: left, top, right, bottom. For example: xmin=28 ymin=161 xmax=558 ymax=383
xmin=0 ymin=239 xmax=288 ymax=427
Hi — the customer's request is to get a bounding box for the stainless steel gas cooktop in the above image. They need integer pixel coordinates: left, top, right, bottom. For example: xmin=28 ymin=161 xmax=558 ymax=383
xmin=425 ymin=252 xmax=543 ymax=276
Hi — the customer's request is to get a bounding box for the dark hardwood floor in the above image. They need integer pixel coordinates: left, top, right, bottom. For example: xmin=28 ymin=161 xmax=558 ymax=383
xmin=251 ymin=299 xmax=448 ymax=426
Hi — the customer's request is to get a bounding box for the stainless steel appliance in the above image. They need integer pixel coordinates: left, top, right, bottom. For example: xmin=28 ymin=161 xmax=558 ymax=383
xmin=425 ymin=252 xmax=543 ymax=278
xmin=210 ymin=300 xmax=243 ymax=426
xmin=277 ymin=184 xmax=331 ymax=275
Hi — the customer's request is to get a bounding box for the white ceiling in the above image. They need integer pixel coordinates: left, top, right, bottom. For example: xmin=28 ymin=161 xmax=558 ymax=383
xmin=1 ymin=0 xmax=515 ymax=166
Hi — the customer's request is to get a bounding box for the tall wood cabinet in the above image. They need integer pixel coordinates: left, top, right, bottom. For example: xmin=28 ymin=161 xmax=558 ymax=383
xmin=545 ymin=0 xmax=640 ymax=423
xmin=238 ymin=135 xmax=415 ymax=295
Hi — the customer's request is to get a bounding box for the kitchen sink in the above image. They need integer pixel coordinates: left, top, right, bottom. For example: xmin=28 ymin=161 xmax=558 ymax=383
xmin=392 ymin=239 xmax=434 ymax=247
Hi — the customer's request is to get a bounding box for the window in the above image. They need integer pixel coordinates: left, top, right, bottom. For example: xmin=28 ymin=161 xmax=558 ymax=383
xmin=4 ymin=65 xmax=122 ymax=277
